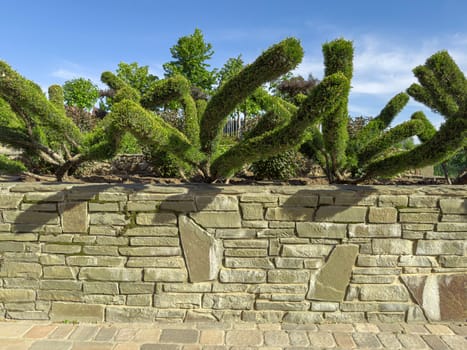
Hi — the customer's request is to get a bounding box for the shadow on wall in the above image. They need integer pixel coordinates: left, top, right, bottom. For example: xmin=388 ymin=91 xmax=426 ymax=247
xmin=5 ymin=182 xmax=463 ymax=322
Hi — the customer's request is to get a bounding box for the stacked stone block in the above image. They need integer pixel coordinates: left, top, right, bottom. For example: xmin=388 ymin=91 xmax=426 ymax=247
xmin=0 ymin=183 xmax=465 ymax=323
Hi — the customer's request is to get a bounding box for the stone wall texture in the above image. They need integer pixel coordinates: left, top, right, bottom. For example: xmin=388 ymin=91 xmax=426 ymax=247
xmin=0 ymin=183 xmax=465 ymax=323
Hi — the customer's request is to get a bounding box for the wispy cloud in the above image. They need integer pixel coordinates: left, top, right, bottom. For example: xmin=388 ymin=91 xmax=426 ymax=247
xmin=50 ymin=61 xmax=102 ymax=86
xmin=294 ymin=33 xmax=467 ymax=95
xmin=353 ymin=34 xmax=467 ymax=96
xmin=292 ymin=33 xmax=467 ymax=126
xmin=51 ymin=68 xmax=82 ymax=80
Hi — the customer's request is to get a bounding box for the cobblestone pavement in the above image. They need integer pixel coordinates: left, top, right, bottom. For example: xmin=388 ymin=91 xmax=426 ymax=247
xmin=0 ymin=321 xmax=465 ymax=349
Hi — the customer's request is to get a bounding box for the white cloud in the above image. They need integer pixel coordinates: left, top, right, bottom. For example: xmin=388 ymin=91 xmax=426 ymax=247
xmin=291 ymin=33 xmax=466 ymax=127
xmin=50 ymin=60 xmax=102 ymax=86
xmin=293 ymin=57 xmax=324 ymax=78
xmin=51 ymin=69 xmax=81 ymax=80
xmin=351 ymin=34 xmax=467 ymax=96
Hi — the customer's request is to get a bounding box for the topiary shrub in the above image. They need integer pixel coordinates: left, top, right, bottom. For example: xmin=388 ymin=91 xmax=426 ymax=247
xmin=300 ymin=40 xmax=466 ymax=182
xmin=0 ymin=37 xmax=464 ymax=183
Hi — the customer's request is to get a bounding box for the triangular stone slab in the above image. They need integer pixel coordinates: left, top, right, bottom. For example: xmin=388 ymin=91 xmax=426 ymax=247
xmin=179 ymin=215 xmax=221 ymax=282
xmin=308 ymin=244 xmax=359 ymax=302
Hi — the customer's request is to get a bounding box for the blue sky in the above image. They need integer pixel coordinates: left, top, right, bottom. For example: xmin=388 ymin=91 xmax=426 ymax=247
xmin=1 ymin=0 xmax=466 ymax=128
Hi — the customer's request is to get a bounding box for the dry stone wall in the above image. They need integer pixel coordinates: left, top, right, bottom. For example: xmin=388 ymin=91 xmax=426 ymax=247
xmin=0 ymin=183 xmax=465 ymax=323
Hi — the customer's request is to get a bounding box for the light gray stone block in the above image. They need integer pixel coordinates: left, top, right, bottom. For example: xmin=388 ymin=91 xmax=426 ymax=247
xmin=359 ymin=285 xmax=409 ymax=301
xmin=315 ymin=206 xmax=367 ymax=222
xmin=219 ymin=269 xmax=266 ymax=283
xmin=265 ymin=207 xmax=314 ymax=221
xmin=190 ymin=211 xmax=241 ymax=228
xmin=79 ymin=267 xmax=141 ymax=281
xmin=439 ymin=198 xmax=467 ymax=214
xmin=196 ymin=196 xmax=238 ymax=211
xmin=144 ymin=268 xmax=188 ymax=282
xmin=372 ymin=239 xmax=413 ymax=255
xmin=50 ymin=302 xmax=104 ymax=322
xmin=297 ymin=222 xmax=347 ymax=238
xmin=349 ymin=223 xmax=401 ymax=237
xmin=179 ymin=215 xmax=221 ymax=282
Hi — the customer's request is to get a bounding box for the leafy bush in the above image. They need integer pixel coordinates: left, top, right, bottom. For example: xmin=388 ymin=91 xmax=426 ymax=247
xmin=63 ymin=78 xmax=100 ymax=111
xmin=250 ymin=150 xmax=306 ymax=180
xmin=0 ymin=154 xmax=26 ymax=174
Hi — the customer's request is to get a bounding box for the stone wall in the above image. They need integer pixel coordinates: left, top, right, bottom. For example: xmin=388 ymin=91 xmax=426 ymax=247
xmin=0 ymin=183 xmax=465 ymax=323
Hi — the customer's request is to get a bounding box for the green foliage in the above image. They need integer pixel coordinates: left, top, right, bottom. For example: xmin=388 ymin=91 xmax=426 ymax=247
xmin=251 ymin=150 xmax=306 ymax=180
xmin=218 ymin=55 xmax=244 ymax=85
xmin=321 ymin=39 xmax=353 ymax=177
xmin=200 ymin=37 xmax=304 ymax=157
xmin=434 ymin=148 xmax=466 ymax=178
xmin=0 ymin=34 xmax=465 ymax=184
xmin=163 ymin=28 xmax=217 ymax=92
xmin=217 ymin=55 xmax=262 ymax=138
xmin=144 ymin=149 xmax=182 ymax=177
xmin=116 ymin=62 xmax=158 ymax=96
xmin=63 ymin=78 xmax=100 ymax=111
xmin=364 ymin=51 xmax=466 ymax=179
xmin=116 ymin=133 xmax=142 ymax=154
xmin=0 ymin=154 xmax=26 ymax=174
xmin=210 ymin=73 xmax=350 ymax=178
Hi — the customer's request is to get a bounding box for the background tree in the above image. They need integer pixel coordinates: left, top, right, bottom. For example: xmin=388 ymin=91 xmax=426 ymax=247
xmin=163 ymin=28 xmax=217 ymax=92
xmin=434 ymin=147 xmax=466 ymax=181
xmin=62 ymin=78 xmax=100 ymax=132
xmin=217 ymin=55 xmax=261 ymax=138
xmin=275 ymin=74 xmax=320 ymax=104
xmin=62 ymin=78 xmax=100 ymax=111
xmin=116 ymin=62 xmax=159 ymax=97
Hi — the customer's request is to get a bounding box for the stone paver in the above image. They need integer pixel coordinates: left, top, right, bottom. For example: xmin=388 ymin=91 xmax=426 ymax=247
xmin=377 ymin=323 xmax=404 ymax=333
xmin=0 ymin=338 xmax=33 ymax=350
xmin=0 ymin=321 xmax=464 ymax=349
xmin=94 ymin=327 xmax=118 ymax=341
xmin=334 ymin=332 xmax=356 ymax=348
xmin=425 ymin=324 xmax=455 ymax=335
xmin=68 ymin=325 xmax=99 ymax=341
xmin=135 ymin=328 xmax=162 ymax=342
xmin=355 ymin=322 xmax=380 ymax=333
xmin=24 ymin=325 xmax=57 ymax=339
xmin=0 ymin=324 xmax=32 ymax=338
xmin=422 ymin=335 xmax=451 ymax=350
xmin=225 ymin=330 xmax=263 ymax=346
xmin=29 ymin=340 xmax=73 ymax=350
xmin=377 ymin=333 xmax=403 ymax=349
xmin=48 ymin=325 xmax=76 ymax=339
xmin=308 ymin=331 xmax=336 ymax=348
xmin=288 ymin=330 xmax=309 ymax=346
xmin=114 ymin=344 xmax=141 ymax=350
xmin=264 ymin=330 xmax=289 ymax=346
xmin=441 ymin=335 xmax=467 ymax=349
xmin=115 ymin=328 xmax=138 ymax=342
xmin=140 ymin=345 xmax=179 ymax=350
xmin=397 ymin=333 xmax=429 ymax=349
xmin=199 ymin=329 xmax=224 ymax=345
xmin=71 ymin=342 xmax=114 ymax=350
xmin=318 ymin=323 xmax=354 ymax=332
xmin=402 ymin=324 xmax=430 ymax=335
xmin=353 ymin=332 xmax=383 ymax=348
xmin=159 ymin=329 xmax=199 ymax=344
xmin=449 ymin=324 xmax=467 ymax=336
